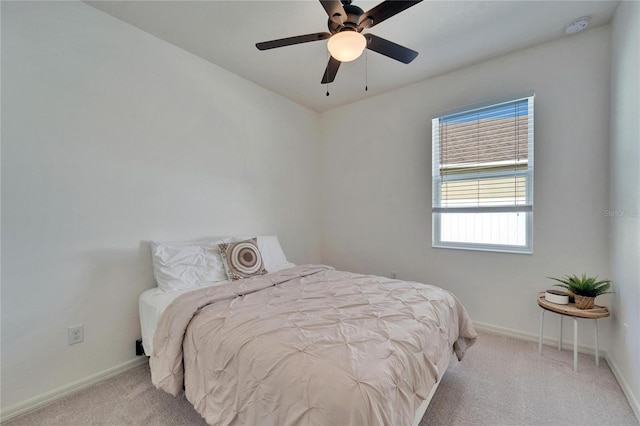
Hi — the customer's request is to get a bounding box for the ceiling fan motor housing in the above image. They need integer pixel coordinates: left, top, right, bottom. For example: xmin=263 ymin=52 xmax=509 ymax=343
xmin=328 ymin=3 xmax=366 ymax=34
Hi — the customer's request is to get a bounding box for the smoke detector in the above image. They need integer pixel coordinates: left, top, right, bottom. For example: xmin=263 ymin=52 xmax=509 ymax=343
xmin=564 ymin=16 xmax=590 ymax=34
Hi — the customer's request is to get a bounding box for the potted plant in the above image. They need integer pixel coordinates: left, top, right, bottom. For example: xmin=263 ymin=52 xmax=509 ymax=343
xmin=548 ymin=273 xmax=612 ymax=309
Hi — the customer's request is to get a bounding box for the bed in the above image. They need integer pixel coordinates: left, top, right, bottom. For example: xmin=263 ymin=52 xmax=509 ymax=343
xmin=140 ymin=237 xmax=477 ymax=426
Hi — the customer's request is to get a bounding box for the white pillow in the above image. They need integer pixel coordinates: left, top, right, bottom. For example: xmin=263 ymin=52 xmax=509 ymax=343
xmin=255 ymin=235 xmax=295 ymax=272
xmin=150 ymin=238 xmax=231 ymax=292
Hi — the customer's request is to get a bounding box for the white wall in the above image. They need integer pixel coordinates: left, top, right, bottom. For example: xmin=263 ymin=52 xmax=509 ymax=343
xmin=1 ymin=1 xmax=321 ymax=409
xmin=3 ymin=0 xmax=636 ymax=417
xmin=609 ymin=0 xmax=640 ymax=417
xmin=321 ymin=27 xmax=612 ymax=346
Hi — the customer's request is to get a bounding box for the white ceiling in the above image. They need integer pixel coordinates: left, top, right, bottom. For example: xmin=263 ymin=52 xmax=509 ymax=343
xmin=85 ymin=0 xmax=618 ymax=112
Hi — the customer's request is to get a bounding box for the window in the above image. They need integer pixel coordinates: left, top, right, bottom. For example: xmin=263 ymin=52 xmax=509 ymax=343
xmin=432 ymin=94 xmax=534 ymax=253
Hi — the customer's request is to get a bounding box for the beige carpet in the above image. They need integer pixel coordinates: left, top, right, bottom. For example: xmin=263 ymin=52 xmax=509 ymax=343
xmin=420 ymin=332 xmax=638 ymax=426
xmin=3 ymin=331 xmax=638 ymax=426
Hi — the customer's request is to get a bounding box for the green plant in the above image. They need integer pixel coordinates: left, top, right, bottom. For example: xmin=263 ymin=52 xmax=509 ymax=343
xmin=548 ymin=273 xmax=612 ymax=297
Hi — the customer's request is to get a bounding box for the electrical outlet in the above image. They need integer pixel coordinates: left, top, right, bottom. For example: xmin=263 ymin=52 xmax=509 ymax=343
xmin=68 ymin=324 xmax=84 ymax=345
xmin=390 ymin=271 xmax=398 ymax=279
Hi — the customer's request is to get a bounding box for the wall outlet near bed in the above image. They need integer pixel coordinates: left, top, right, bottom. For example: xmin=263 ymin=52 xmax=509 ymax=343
xmin=390 ymin=271 xmax=398 ymax=279
xmin=68 ymin=324 xmax=84 ymax=345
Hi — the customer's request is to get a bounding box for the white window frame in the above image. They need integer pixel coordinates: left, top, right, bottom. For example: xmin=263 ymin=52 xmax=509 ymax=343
xmin=432 ymin=93 xmax=534 ymax=254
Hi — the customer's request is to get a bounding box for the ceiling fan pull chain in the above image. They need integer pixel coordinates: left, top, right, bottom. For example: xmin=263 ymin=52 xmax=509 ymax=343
xmin=325 ymin=50 xmax=331 ymax=96
xmin=326 ymin=51 xmax=330 ymax=96
xmin=365 ymin=49 xmax=368 ymax=92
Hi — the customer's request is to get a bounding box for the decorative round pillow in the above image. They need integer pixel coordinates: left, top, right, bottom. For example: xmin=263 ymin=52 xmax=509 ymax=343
xmin=218 ymin=238 xmax=267 ymax=280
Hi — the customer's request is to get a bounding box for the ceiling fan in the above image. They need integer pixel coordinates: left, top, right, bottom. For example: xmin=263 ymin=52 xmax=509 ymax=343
xmin=256 ymin=0 xmax=423 ymax=85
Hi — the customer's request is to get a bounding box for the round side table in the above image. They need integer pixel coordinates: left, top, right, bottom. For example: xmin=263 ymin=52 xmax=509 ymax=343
xmin=537 ymin=292 xmax=610 ymax=372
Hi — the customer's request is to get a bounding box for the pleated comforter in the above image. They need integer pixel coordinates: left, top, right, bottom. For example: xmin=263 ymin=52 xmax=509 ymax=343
xmin=150 ymin=265 xmax=477 ymax=425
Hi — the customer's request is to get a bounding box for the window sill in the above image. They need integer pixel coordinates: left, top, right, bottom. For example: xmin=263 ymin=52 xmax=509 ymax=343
xmin=432 ymin=242 xmax=533 ymax=254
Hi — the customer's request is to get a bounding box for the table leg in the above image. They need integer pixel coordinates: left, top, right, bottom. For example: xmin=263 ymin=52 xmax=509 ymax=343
xmin=573 ymin=317 xmax=578 ymax=372
xmin=539 ymin=309 xmax=544 ymax=355
xmin=594 ymin=319 xmax=599 ymax=367
xmin=559 ymin=315 xmax=563 ymax=351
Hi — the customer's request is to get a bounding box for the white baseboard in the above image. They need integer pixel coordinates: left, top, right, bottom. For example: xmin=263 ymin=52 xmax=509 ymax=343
xmin=472 ymin=320 xmax=606 ymax=356
xmin=0 ymin=357 xmax=148 ymax=423
xmin=606 ymin=351 xmax=640 ymax=422
xmin=474 ymin=320 xmax=640 ymax=424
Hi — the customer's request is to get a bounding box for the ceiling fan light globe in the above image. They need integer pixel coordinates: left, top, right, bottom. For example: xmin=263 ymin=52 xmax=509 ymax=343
xmin=327 ymin=31 xmax=366 ymax=62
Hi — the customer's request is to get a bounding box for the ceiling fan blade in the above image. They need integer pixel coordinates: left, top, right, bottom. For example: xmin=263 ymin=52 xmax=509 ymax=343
xmin=321 ymin=56 xmax=342 ymax=84
xmin=319 ymin=0 xmax=347 ymax=25
xmin=358 ymin=0 xmax=423 ymax=29
xmin=364 ymin=33 xmax=418 ymax=64
xmin=256 ymin=32 xmax=331 ymax=50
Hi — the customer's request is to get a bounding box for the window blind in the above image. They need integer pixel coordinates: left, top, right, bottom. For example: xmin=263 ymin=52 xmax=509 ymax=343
xmin=432 ymin=97 xmax=534 ymax=214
